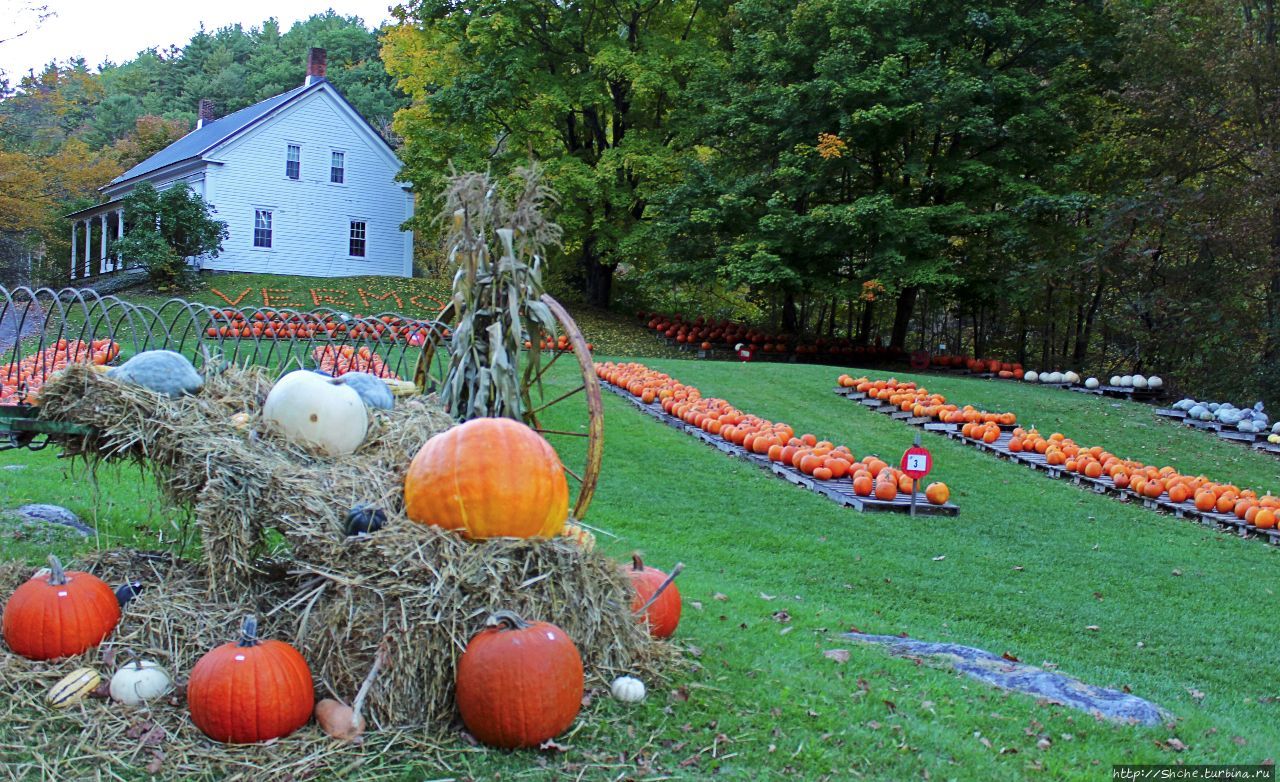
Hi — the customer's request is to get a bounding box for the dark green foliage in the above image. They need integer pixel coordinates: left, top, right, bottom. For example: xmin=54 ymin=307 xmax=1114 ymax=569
xmin=115 ymin=183 xmax=228 ymax=288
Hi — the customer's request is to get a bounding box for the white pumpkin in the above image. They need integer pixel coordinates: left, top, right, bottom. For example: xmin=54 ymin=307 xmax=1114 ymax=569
xmin=1120 ymin=375 xmax=1133 ymax=387
xmin=1110 ymin=375 xmax=1122 ymax=386
xmin=610 ymin=675 xmax=646 ymax=703
xmin=1269 ymin=434 xmax=1280 ymax=444
xmin=263 ymin=370 xmax=368 ymax=456
xmin=1024 ymin=371 xmax=1039 ymax=383
xmin=1046 ymin=372 xmax=1063 ymax=384
xmin=1064 ymin=371 xmax=1080 ymax=384
xmin=1085 ymin=377 xmax=1100 ymax=389
xmin=1148 ymin=375 xmax=1164 ymax=389
xmin=109 ymin=659 xmax=172 ymax=706
xmin=1133 ymin=374 xmax=1148 ymax=389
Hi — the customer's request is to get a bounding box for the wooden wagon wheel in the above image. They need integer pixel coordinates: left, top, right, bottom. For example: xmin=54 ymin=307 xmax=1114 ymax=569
xmin=414 ymin=293 xmax=603 ymax=520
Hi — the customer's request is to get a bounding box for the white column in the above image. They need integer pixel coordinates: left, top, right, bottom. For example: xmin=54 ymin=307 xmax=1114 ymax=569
xmin=99 ymin=214 xmax=109 ymax=274
xmin=116 ymin=210 xmax=125 ymax=271
xmin=70 ymin=221 xmax=78 ymax=280
xmin=83 ymin=219 xmax=92 ymax=278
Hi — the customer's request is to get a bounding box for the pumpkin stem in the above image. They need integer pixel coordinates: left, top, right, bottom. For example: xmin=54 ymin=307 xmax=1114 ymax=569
xmin=46 ymin=554 xmax=67 ymax=586
xmin=632 ymin=562 xmax=685 ymax=617
xmin=238 ymin=615 xmax=260 ymax=647
xmin=631 ymin=553 xmax=644 ymax=571
xmin=485 ymin=609 xmax=532 ymax=631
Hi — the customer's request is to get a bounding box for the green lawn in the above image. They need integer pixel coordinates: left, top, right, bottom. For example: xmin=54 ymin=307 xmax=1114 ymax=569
xmin=2 ymin=343 xmax=1278 ymax=779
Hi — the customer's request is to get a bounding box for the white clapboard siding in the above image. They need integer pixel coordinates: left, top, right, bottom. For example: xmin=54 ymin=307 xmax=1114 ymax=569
xmin=202 ymin=88 xmax=412 ymax=277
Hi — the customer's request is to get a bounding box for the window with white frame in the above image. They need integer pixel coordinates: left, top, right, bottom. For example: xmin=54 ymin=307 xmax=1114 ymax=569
xmin=254 ymin=210 xmax=273 ymax=248
xmin=349 ymin=220 xmax=366 ymax=257
xmin=330 ymin=151 xmax=345 ymax=184
xmin=285 ymin=144 xmax=301 ymax=179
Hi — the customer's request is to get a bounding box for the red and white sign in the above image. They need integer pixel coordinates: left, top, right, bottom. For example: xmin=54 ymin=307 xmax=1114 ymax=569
xmin=900 ymin=445 xmax=932 ymax=479
xmin=735 ymin=343 xmax=755 ymax=362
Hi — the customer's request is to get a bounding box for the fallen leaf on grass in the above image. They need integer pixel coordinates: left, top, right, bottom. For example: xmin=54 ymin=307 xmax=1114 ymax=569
xmin=779 ymin=626 xmax=794 ymax=635
xmin=713 ymin=593 xmax=728 ymax=602
xmin=145 ymin=751 xmax=164 ymax=775
xmin=670 ymin=687 xmax=689 ymax=702
xmin=689 ymin=601 xmax=703 ymax=611
xmin=1188 ymin=688 xmax=1205 ymax=702
xmin=539 ymin=739 xmax=572 ymax=753
xmin=823 ymin=649 xmax=850 ymax=664
xmin=1002 ymin=652 xmax=1020 ymax=663
xmin=1036 ymin=738 xmax=1052 ymax=750
xmin=932 ymin=555 xmax=946 ymax=561
xmin=1013 ymin=566 xmax=1024 ymax=571
xmin=1172 ymin=569 xmax=1183 ymax=576
xmin=1085 ymin=625 xmax=1100 ymax=632
xmin=1165 ymin=738 xmax=1187 ymax=752
xmin=771 ymin=610 xmax=791 ymax=623
xmin=883 ymin=700 xmax=897 ymax=713
xmin=760 ymin=592 xmax=776 ymax=601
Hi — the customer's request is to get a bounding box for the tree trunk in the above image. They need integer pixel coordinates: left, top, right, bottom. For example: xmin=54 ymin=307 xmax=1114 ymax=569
xmin=582 ymin=236 xmax=613 ymax=307
xmin=1262 ymin=201 xmax=1280 ymax=405
xmin=889 ymin=286 xmax=918 ymax=351
xmin=781 ymin=290 xmax=799 ymax=333
xmin=857 ymin=299 xmax=874 ymax=345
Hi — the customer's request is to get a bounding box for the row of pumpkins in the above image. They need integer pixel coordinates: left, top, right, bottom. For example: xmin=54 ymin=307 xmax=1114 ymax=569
xmin=598 ymin=362 xmax=951 ymax=504
xmin=1169 ymin=397 xmax=1276 ymax=435
xmin=1023 ymin=370 xmax=1165 ymax=390
xmin=837 ymin=375 xmax=1017 ymax=427
xmin=904 ymin=370 xmax=1280 ymax=531
xmin=1007 ymin=426 xmax=1280 ymax=529
xmin=3 ymin=355 xmax=685 ymax=749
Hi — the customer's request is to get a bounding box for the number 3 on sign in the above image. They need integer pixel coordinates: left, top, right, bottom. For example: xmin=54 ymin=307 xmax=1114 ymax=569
xmin=900 ymin=445 xmax=932 ymax=480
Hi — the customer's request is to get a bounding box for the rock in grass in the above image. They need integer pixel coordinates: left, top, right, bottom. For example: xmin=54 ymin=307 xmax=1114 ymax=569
xmin=12 ymin=504 xmax=94 ymax=536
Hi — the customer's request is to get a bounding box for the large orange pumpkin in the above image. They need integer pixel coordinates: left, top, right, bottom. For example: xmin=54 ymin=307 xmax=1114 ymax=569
xmin=187 ymin=616 xmax=315 ymax=744
xmin=2 ymin=555 xmax=120 ymax=661
xmin=627 ymin=555 xmax=682 ymax=638
xmin=404 ymin=418 xmax=568 ymax=539
xmin=456 ymin=610 xmax=584 ymax=748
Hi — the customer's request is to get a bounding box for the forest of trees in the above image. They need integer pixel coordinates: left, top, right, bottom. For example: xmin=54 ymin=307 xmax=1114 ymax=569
xmin=3 ymin=1 xmax=1279 ymax=402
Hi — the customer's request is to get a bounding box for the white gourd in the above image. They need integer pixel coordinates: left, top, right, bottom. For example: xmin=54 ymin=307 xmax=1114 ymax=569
xmin=1132 ymin=374 xmax=1148 ymax=389
xmin=1085 ymin=377 xmax=1100 ymax=389
xmin=1024 ymin=371 xmax=1039 ymax=383
xmin=1110 ymin=376 xmax=1122 ymax=386
xmin=109 ymin=660 xmax=173 ymax=706
xmin=610 ymin=675 xmax=646 ymax=703
xmin=263 ymin=370 xmax=368 ymax=456
xmin=1148 ymin=375 xmax=1163 ymax=389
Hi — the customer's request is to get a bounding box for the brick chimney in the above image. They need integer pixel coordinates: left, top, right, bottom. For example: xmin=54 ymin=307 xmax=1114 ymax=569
xmin=197 ymin=99 xmax=215 ymax=129
xmin=305 ymin=48 xmax=327 ymax=86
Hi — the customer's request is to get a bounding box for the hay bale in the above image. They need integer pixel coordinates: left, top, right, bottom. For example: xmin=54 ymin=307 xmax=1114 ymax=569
xmin=23 ymin=364 xmax=667 ymax=730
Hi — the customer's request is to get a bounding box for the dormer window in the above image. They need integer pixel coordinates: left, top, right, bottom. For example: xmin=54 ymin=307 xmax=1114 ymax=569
xmin=286 ymin=144 xmax=301 ymax=179
xmin=330 ymin=151 xmax=345 ymax=184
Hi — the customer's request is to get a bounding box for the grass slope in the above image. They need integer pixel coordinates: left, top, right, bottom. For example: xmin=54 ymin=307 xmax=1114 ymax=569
xmin=2 ymin=352 xmax=1277 ymax=779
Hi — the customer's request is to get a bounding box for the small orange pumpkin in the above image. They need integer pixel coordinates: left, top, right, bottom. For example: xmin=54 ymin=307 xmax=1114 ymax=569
xmin=925 ymin=482 xmax=950 ymax=505
xmin=2 ymin=555 xmax=120 ymax=661
xmin=627 ymin=555 xmax=682 ymax=639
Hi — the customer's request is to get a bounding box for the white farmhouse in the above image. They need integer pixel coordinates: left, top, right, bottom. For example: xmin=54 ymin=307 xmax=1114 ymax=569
xmin=68 ymin=48 xmax=414 ymax=280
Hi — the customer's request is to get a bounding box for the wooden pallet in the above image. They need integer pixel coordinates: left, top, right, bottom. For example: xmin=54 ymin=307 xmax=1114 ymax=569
xmin=600 ymin=381 xmax=959 ymax=515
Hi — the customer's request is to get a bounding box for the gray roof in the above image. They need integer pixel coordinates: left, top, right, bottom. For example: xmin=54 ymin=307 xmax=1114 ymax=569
xmin=109 ymin=82 xmax=313 ymax=186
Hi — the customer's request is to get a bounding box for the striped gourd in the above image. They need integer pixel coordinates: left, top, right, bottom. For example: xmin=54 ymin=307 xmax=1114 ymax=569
xmin=48 ymin=668 xmax=101 ymax=707
xmin=561 ymin=521 xmax=596 ymax=552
